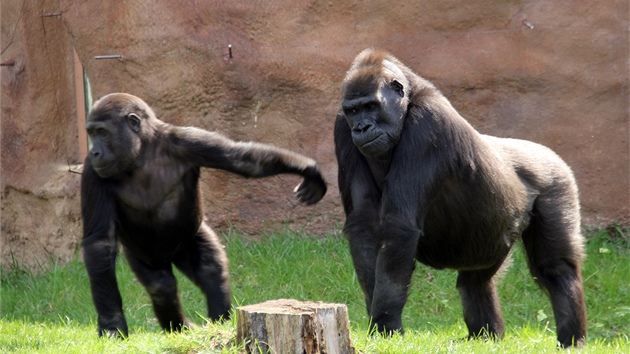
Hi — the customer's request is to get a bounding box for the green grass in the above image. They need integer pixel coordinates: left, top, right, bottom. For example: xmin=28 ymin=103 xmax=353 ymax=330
xmin=1 ymin=226 xmax=628 ymax=353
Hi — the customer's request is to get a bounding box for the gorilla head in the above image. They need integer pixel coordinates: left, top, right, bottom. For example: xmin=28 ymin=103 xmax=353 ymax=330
xmin=340 ymin=51 xmax=412 ymax=158
xmin=85 ymin=93 xmax=156 ymax=178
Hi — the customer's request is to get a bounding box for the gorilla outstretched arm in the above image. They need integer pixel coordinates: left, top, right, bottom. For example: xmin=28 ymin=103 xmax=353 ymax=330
xmin=168 ymin=126 xmax=325 ymax=204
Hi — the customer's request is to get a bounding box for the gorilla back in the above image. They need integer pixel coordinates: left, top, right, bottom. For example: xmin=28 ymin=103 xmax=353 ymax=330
xmin=334 ymin=49 xmax=586 ymax=348
xmin=81 ymin=93 xmax=326 ymax=337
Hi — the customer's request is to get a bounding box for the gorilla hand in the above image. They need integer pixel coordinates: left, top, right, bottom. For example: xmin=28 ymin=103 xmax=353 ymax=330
xmin=294 ymin=166 xmax=327 ymax=205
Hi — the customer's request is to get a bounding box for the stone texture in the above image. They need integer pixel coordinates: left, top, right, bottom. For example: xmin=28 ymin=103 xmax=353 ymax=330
xmin=1 ymin=0 xmax=628 ymax=267
xmin=1 ymin=1 xmax=81 ymax=267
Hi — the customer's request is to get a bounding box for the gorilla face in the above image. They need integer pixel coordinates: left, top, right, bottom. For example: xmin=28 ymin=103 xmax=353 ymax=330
xmin=86 ymin=96 xmax=144 ymax=179
xmin=86 ymin=120 xmax=119 ymax=178
xmin=341 ymin=61 xmax=409 ymax=158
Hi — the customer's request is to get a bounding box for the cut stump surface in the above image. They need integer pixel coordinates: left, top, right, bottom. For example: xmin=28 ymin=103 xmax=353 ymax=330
xmin=236 ymin=299 xmax=354 ymax=354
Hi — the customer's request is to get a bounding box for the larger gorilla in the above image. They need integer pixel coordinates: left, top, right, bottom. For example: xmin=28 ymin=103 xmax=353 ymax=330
xmin=334 ymin=49 xmax=586 ymax=348
xmin=81 ymin=93 xmax=326 ymax=337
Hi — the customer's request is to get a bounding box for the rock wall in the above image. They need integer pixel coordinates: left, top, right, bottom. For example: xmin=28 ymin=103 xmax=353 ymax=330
xmin=2 ymin=1 xmax=82 ymax=268
xmin=2 ymin=0 xmax=628 ymax=268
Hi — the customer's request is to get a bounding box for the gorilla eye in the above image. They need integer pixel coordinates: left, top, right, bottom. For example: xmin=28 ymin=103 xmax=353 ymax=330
xmin=89 ymin=128 xmax=109 ymax=138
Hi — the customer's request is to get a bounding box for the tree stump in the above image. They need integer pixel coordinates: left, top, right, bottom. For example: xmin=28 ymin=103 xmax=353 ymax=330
xmin=236 ymin=299 xmax=355 ymax=354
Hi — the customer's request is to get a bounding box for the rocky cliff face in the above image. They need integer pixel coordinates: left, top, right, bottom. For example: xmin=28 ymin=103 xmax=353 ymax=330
xmin=2 ymin=0 xmax=628 ymax=267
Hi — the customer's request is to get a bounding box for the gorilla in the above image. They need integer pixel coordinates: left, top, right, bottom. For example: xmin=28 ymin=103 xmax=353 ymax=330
xmin=334 ymin=49 xmax=586 ymax=348
xmin=81 ymin=93 xmax=326 ymax=337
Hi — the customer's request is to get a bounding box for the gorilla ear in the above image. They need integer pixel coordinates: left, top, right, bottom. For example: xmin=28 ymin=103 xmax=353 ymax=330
xmin=126 ymin=113 xmax=141 ymax=133
xmin=391 ymin=80 xmax=405 ymax=97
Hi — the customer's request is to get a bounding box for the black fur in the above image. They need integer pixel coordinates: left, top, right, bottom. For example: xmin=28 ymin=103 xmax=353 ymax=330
xmin=81 ymin=93 xmax=326 ymax=337
xmin=334 ymin=49 xmax=586 ymax=348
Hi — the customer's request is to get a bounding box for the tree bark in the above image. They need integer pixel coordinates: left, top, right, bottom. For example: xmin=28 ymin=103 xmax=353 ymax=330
xmin=236 ymin=299 xmax=354 ymax=354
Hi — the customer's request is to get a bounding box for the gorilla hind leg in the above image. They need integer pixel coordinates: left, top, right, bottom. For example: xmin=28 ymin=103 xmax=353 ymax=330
xmin=173 ymin=223 xmax=231 ymax=321
xmin=457 ymin=266 xmax=505 ymax=341
xmin=522 ymin=197 xmax=586 ymax=348
xmin=124 ymin=249 xmax=189 ymax=331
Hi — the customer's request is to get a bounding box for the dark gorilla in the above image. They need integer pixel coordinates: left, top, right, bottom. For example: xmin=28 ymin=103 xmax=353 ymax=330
xmin=81 ymin=93 xmax=326 ymax=337
xmin=334 ymin=49 xmax=586 ymax=348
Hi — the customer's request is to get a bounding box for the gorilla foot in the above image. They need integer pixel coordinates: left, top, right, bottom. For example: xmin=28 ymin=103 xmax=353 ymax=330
xmin=98 ymin=327 xmax=128 ymax=339
xmin=466 ymin=326 xmax=503 ymax=342
xmin=557 ymin=336 xmax=585 ymax=349
xmin=164 ymin=318 xmax=193 ymax=333
xmin=368 ymin=320 xmax=404 ymax=337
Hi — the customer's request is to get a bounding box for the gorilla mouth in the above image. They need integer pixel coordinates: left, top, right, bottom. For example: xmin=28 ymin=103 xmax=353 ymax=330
xmin=93 ymin=162 xmax=113 ymax=171
xmin=354 ymin=133 xmax=388 ymax=157
xmin=93 ymin=162 xmax=116 ymax=177
xmin=357 ymin=133 xmax=383 ymax=148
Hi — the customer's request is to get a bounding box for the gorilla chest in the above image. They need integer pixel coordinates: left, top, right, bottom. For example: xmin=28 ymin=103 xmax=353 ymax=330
xmin=114 ymin=181 xmax=200 ymax=262
xmin=116 ymin=185 xmax=183 ymax=221
xmin=114 ymin=167 xmax=199 ymax=229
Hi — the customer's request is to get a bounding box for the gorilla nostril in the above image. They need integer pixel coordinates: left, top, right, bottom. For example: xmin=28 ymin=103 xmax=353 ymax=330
xmin=355 ymin=122 xmax=373 ymax=133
